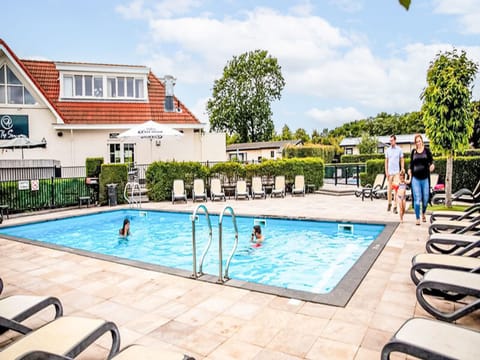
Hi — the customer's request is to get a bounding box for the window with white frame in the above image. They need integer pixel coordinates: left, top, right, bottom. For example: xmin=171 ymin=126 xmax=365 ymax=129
xmin=0 ymin=64 xmax=36 ymax=105
xmin=345 ymin=147 xmax=353 ymax=155
xmin=62 ymin=74 xmax=145 ymax=100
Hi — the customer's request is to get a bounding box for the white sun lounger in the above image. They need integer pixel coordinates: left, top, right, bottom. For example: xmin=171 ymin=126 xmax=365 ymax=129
xmin=381 ymin=317 xmax=480 ymax=360
xmin=0 ymin=316 xmax=120 ymax=359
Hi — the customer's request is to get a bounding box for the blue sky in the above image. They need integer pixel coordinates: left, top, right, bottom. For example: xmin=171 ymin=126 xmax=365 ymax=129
xmin=2 ymin=0 xmax=480 ymax=133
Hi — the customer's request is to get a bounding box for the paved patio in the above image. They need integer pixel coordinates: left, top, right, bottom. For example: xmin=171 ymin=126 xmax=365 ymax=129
xmin=1 ymin=188 xmax=478 ymax=359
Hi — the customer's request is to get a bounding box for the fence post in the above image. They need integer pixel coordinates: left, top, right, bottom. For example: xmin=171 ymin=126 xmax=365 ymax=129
xmin=50 ymin=176 xmax=55 ymax=208
xmin=334 ymin=165 xmax=338 ymax=186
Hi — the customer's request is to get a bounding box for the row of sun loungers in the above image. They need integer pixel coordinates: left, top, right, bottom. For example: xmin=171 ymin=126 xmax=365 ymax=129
xmin=172 ymin=175 xmax=307 ymax=203
xmin=382 ymin=209 xmax=480 ymax=359
xmin=0 ymin=278 xmax=195 ymax=359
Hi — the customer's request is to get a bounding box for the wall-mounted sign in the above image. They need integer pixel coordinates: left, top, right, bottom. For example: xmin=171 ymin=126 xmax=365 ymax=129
xmin=18 ymin=180 xmax=29 ymax=190
xmin=0 ymin=115 xmax=29 ymax=139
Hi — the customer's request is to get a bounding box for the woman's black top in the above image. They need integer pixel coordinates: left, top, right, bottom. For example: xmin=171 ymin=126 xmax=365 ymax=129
xmin=410 ymin=148 xmax=433 ymax=180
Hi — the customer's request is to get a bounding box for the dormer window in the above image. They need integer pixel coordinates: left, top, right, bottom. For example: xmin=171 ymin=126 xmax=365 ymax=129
xmin=62 ymin=74 xmax=144 ymax=100
xmin=57 ymin=63 xmax=148 ymax=101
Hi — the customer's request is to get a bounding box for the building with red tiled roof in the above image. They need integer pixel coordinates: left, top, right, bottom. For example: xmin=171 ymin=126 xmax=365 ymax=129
xmin=0 ymin=39 xmax=225 ymax=165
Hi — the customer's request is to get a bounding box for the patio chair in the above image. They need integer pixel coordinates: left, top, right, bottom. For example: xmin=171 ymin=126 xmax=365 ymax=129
xmin=0 ymin=315 xmax=120 ymax=359
xmin=432 ymin=179 xmax=480 ymax=205
xmin=381 ymin=317 xmax=480 ymax=360
xmin=235 ymin=180 xmax=249 ymax=200
xmin=428 ymin=217 xmax=480 ymax=235
xmin=410 ymin=252 xmax=480 ymax=285
xmin=354 ymin=173 xmax=385 ymax=201
xmin=172 ymin=179 xmax=187 ymax=204
xmin=430 ymin=203 xmax=480 ymax=223
xmin=19 ymin=344 xmax=196 ymax=360
xmin=416 ymin=268 xmax=480 ymax=322
xmin=251 ymin=177 xmax=266 ymax=199
xmin=291 ymin=175 xmax=305 ymax=196
xmin=426 ymin=233 xmax=480 ymax=255
xmin=192 ymin=179 xmax=207 ymax=202
xmin=209 ymin=178 xmax=225 ymax=201
xmin=271 ymin=175 xmax=285 ymax=198
xmin=0 ymin=295 xmax=63 ymax=335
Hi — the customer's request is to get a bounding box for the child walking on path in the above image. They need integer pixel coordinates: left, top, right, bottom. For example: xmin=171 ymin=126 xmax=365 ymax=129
xmin=396 ymin=171 xmax=410 ymax=222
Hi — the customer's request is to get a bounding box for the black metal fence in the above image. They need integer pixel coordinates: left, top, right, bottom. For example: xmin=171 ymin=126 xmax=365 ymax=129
xmin=0 ymin=166 xmax=91 ymax=214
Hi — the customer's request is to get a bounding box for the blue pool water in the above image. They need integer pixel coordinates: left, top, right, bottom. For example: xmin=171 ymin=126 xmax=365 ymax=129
xmin=0 ymin=210 xmax=384 ymax=294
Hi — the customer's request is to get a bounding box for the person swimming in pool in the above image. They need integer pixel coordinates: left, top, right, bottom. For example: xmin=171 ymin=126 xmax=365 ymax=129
xmin=250 ymin=225 xmax=264 ymax=245
xmin=119 ymin=218 xmax=130 ymax=237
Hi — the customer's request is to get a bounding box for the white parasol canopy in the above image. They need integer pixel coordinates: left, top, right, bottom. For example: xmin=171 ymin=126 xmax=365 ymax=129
xmin=0 ymin=134 xmax=47 ymax=159
xmin=118 ymin=121 xmax=183 ymax=162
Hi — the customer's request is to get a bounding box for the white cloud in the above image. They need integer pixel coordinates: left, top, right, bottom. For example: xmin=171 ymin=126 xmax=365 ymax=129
xmin=307 ymin=106 xmax=364 ymax=129
xmin=433 ymin=0 xmax=480 ymax=34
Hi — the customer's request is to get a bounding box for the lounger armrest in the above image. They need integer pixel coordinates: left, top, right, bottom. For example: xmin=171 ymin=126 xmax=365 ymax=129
xmin=0 ymin=316 xmax=33 ymax=334
xmin=19 ymin=350 xmax=72 ymax=360
xmin=68 ymin=320 xmax=120 ymax=359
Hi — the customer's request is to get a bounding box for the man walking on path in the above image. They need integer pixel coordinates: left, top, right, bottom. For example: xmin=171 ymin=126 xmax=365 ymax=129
xmin=385 ymin=134 xmax=404 ymax=213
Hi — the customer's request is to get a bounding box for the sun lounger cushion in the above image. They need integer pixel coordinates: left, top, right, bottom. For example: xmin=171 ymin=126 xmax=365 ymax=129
xmin=426 ymin=233 xmax=480 ymax=255
xmin=0 ymin=316 xmax=120 ymax=359
xmin=416 ymin=269 xmax=480 ymax=322
xmin=18 ymin=345 xmax=195 ymax=360
xmin=410 ymin=253 xmax=480 ymax=285
xmin=381 ymin=317 xmax=480 ymax=360
xmin=0 ymin=295 xmax=63 ymax=335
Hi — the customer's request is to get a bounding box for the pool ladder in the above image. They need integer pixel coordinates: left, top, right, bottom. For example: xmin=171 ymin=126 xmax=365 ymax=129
xmin=123 ymin=181 xmax=142 ymax=208
xmin=191 ymin=204 xmax=239 ymax=283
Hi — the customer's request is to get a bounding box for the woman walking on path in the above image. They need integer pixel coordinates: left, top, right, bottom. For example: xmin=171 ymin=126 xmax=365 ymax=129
xmin=408 ymin=134 xmax=434 ymax=225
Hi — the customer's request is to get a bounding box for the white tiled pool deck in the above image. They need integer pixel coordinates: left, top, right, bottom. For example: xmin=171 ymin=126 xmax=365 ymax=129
xmin=1 ymin=188 xmax=478 ymax=359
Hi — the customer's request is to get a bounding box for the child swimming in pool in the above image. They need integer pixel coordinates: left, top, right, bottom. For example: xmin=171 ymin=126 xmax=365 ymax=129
xmin=396 ymin=171 xmax=410 ymax=222
xmin=119 ymin=218 xmax=130 ymax=237
xmin=250 ymin=225 xmax=264 ymax=246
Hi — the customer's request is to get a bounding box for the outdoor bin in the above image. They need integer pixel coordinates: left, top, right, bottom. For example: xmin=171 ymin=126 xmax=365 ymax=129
xmin=107 ymin=183 xmax=118 ymax=206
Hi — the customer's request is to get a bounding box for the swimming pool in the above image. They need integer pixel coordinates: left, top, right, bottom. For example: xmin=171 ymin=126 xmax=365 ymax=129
xmin=0 ymin=209 xmax=395 ymax=306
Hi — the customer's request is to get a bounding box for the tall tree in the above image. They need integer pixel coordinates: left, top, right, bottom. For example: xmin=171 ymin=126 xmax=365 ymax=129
xmin=294 ymin=128 xmax=310 ymax=143
xmin=421 ymin=49 xmax=478 ymax=207
xmin=207 ymin=50 xmax=285 ymax=143
xmin=280 ymin=124 xmax=293 ymax=140
xmin=358 ymin=133 xmax=378 ymax=154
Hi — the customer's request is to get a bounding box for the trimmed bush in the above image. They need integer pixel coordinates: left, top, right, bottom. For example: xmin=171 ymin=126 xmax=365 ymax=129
xmin=283 ymin=144 xmax=335 ymax=163
xmin=86 ymin=157 xmax=103 ymax=177
xmin=146 ymin=161 xmax=209 ymax=201
xmin=341 ymin=154 xmax=385 ymax=163
xmin=99 ymin=163 xmax=128 ymax=205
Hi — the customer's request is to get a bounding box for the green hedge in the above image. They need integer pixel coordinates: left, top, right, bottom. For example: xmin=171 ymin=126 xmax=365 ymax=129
xmin=340 ymin=154 xmax=385 ymax=163
xmin=146 ymin=161 xmax=209 ymax=201
xmin=363 ymin=156 xmax=480 ymax=191
xmin=145 ymin=158 xmax=325 ymax=201
xmin=86 ymin=157 xmax=104 ymax=177
xmin=283 ymin=144 xmax=335 ymax=163
xmin=99 ymin=163 xmax=128 ymax=205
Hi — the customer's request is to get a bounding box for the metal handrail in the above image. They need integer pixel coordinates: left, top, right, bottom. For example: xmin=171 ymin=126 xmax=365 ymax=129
xmin=123 ymin=181 xmax=142 ymax=208
xmin=191 ymin=204 xmax=213 ymax=279
xmin=218 ymin=205 xmax=239 ymax=283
